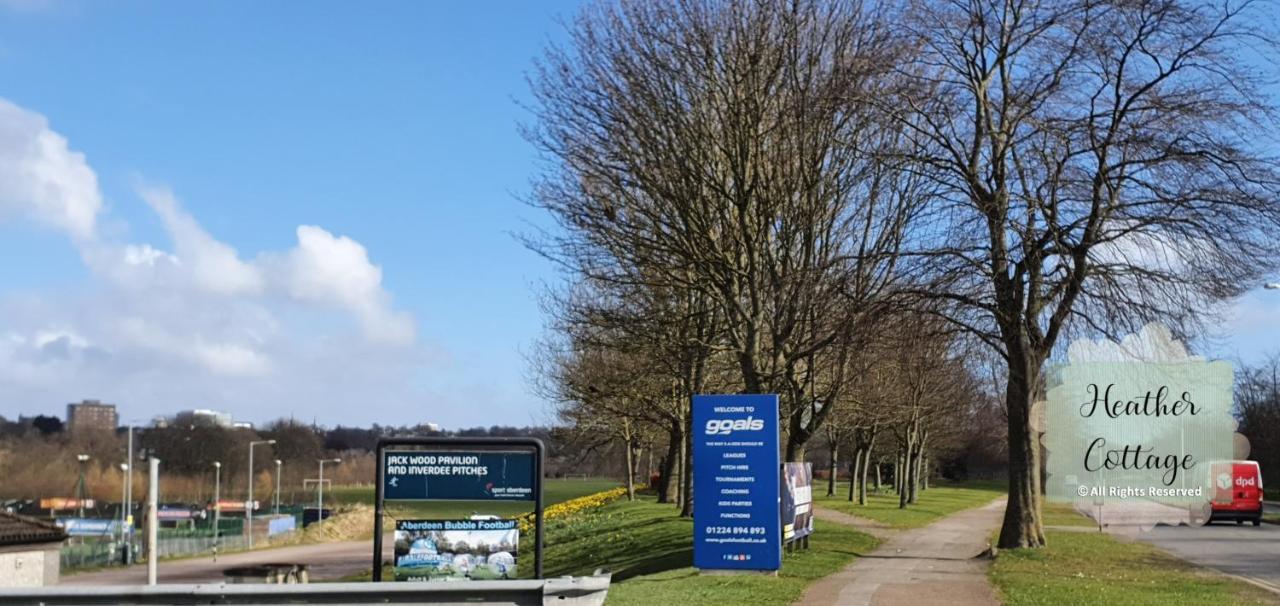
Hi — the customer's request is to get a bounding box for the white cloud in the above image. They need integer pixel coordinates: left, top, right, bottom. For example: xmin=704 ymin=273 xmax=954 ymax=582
xmin=275 ymin=226 xmax=416 ymax=345
xmin=138 ymin=185 xmax=264 ymax=296
xmin=0 ymin=97 xmax=424 ymax=420
xmin=0 ymin=98 xmax=101 ymax=241
xmin=121 ymin=243 xmax=179 ymax=268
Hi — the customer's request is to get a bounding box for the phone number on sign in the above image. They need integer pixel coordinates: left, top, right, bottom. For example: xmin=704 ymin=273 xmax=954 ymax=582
xmin=704 ymin=526 xmax=767 ymax=535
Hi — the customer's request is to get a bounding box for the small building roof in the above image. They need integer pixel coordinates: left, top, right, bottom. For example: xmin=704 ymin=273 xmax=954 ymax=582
xmin=0 ymin=511 xmax=67 ymax=547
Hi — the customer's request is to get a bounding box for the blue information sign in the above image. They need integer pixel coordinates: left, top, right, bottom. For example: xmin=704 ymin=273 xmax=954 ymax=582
xmin=692 ymin=394 xmax=781 ymax=571
xmin=383 ymin=451 xmax=536 ymax=501
xmin=56 ymin=518 xmax=123 ymax=537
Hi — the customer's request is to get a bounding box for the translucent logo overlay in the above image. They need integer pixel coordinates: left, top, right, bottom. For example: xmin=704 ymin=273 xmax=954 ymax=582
xmin=1045 ymin=326 xmax=1236 ymax=530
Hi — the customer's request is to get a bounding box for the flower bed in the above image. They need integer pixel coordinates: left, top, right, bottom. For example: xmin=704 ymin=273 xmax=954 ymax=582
xmin=518 ymin=485 xmax=632 ymax=533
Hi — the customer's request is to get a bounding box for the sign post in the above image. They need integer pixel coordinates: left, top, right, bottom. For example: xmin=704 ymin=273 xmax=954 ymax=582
xmin=373 ymin=437 xmax=544 ymax=582
xmin=692 ymin=394 xmax=782 ymax=572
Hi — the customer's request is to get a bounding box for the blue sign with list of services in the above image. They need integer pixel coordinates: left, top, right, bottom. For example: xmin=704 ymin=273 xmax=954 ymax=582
xmin=692 ymin=394 xmax=781 ymax=571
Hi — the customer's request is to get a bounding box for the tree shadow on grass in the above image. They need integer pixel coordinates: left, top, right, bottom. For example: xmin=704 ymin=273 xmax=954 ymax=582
xmin=612 ymin=548 xmax=694 ymax=581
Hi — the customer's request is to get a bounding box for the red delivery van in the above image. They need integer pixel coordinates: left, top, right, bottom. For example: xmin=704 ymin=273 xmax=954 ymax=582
xmin=1210 ymin=461 xmax=1263 ymax=526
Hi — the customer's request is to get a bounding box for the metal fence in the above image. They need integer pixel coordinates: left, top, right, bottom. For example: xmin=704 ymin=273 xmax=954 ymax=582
xmin=61 ymin=529 xmax=292 ymax=571
xmin=60 ymin=539 xmax=124 ymax=570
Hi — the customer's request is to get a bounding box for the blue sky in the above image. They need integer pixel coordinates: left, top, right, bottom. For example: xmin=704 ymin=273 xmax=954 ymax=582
xmin=0 ymin=0 xmax=585 ymax=428
xmin=0 ymin=0 xmax=1277 ymax=430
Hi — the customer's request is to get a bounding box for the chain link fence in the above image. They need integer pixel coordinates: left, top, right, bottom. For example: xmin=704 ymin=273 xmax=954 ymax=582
xmin=61 ymin=520 xmax=297 ymax=571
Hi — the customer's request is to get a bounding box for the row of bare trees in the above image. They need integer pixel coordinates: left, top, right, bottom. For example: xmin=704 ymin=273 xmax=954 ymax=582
xmin=0 ymin=421 xmax=371 ymax=504
xmin=817 ymin=318 xmax=997 ymax=509
xmin=526 ymin=0 xmax=1280 ymax=549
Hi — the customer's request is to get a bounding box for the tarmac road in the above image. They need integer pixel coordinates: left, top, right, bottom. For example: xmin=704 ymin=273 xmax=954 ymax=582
xmin=61 ymin=537 xmax=393 ymax=586
xmin=1137 ymin=515 xmax=1280 ymax=594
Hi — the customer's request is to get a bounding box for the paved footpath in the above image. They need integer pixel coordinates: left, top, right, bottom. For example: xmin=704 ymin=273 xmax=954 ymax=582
xmin=798 ymin=498 xmax=1006 ymax=606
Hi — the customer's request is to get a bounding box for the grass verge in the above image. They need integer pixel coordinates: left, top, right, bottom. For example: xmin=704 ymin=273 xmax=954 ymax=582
xmin=813 ymin=480 xmax=1005 ymax=529
xmin=602 ymin=514 xmax=877 ymax=605
xmin=990 ymin=506 xmax=1279 ymax=606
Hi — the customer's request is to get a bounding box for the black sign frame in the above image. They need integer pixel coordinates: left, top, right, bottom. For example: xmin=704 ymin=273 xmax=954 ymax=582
xmin=372 ymin=436 xmax=545 ymax=581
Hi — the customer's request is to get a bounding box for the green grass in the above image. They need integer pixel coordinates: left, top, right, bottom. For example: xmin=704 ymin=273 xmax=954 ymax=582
xmin=543 ymin=496 xmax=693 ymax=580
xmin=605 ymin=523 xmax=875 ymax=605
xmin=340 ymin=491 xmax=879 ymax=605
xmin=596 ymin=500 xmax=878 ymax=605
xmin=1042 ymin=502 xmax=1101 ymax=527
xmin=813 ymin=480 xmax=1005 ymax=529
xmin=990 ymin=511 xmax=1279 ymax=605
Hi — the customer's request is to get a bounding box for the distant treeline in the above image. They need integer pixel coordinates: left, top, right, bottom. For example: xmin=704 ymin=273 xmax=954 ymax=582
xmin=0 ymin=418 xmax=600 ymax=503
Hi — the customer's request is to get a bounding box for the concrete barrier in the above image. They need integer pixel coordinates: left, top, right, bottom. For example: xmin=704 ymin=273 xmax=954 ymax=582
xmin=0 ymin=572 xmax=611 ymax=605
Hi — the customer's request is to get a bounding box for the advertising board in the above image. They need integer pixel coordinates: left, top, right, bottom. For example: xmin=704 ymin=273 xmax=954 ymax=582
xmin=782 ymin=462 xmax=813 ymax=543
xmin=382 ymin=451 xmax=536 ymax=501
xmin=393 ymin=519 xmax=520 ymax=581
xmin=56 ymin=518 xmax=122 ymax=537
xmin=692 ymin=394 xmax=782 ymax=571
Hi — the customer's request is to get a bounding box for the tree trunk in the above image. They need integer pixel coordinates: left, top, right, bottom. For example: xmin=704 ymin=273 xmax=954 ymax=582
xmin=874 ymin=458 xmax=881 ymax=492
xmin=997 ymin=356 xmax=1047 ymax=549
xmin=859 ymin=433 xmax=876 ymax=505
xmin=921 ymin=453 xmax=929 ymax=491
xmin=908 ymin=444 xmax=921 ymax=504
xmin=898 ymin=442 xmax=912 ymax=509
xmin=907 ymin=424 xmax=923 ymax=505
xmin=785 ymin=437 xmax=806 ymax=463
xmin=657 ymin=422 xmax=682 ymax=504
xmin=847 ymin=453 xmax=860 ymax=502
xmin=647 ymin=445 xmax=654 ymax=482
xmin=827 ymin=445 xmax=838 ymax=497
xmin=680 ymin=415 xmax=693 ymax=518
xmin=624 ymin=436 xmax=636 ymax=502
xmin=893 ymin=453 xmax=901 ymax=494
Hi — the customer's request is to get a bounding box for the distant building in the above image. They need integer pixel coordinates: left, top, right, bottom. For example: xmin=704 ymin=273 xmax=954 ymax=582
xmin=231 ymin=421 xmax=254 ymax=430
xmin=0 ymin=511 xmax=66 ymax=587
xmin=173 ymin=409 xmax=233 ymax=428
xmin=65 ymin=400 xmax=118 ymax=433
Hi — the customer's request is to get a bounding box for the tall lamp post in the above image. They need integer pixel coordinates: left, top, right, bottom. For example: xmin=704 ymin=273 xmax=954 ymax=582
xmin=121 ymin=421 xmax=141 ymax=565
xmin=118 ymin=463 xmax=128 ymax=548
xmin=317 ymin=458 xmax=341 ymax=532
xmin=212 ymin=461 xmax=221 ymax=561
xmin=273 ymin=459 xmax=283 ymax=515
xmin=247 ymin=439 xmax=276 ymax=549
xmin=76 ymin=454 xmax=90 ymax=518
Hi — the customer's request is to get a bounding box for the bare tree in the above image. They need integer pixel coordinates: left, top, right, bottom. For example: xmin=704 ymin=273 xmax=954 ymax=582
xmin=1236 ymin=354 xmax=1280 ymax=478
xmin=894 ymin=0 xmax=1280 ymax=547
xmin=526 ymin=0 xmax=920 ymax=462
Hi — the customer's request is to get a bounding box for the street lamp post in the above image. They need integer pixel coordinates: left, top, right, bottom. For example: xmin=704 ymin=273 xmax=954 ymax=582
xmin=118 ymin=463 xmax=128 ymax=549
xmin=123 ymin=423 xmax=137 ymax=565
xmin=212 ymin=461 xmax=221 ymax=561
xmin=76 ymin=454 xmax=90 ymax=518
xmin=247 ymin=439 xmax=276 ymax=549
xmin=317 ymin=458 xmax=341 ymax=532
xmin=273 ymin=459 xmax=282 ymax=515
